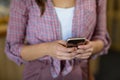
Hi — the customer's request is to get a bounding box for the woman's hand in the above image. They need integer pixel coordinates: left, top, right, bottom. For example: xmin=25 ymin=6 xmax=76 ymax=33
xmin=46 ymin=40 xmax=77 ymax=60
xmin=75 ymin=40 xmax=94 ymax=60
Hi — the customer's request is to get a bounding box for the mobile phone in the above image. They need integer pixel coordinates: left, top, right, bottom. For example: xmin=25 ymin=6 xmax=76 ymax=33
xmin=66 ymin=38 xmax=86 ymax=48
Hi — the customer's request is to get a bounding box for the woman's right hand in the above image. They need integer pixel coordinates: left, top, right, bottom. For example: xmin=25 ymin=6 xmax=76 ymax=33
xmin=45 ymin=40 xmax=77 ymax=60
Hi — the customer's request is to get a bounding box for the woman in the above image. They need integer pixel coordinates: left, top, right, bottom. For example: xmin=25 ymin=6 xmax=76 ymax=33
xmin=5 ymin=0 xmax=110 ymax=80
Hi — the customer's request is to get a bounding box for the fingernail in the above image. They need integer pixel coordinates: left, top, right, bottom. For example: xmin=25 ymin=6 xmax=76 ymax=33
xmin=78 ymin=46 xmax=82 ymax=48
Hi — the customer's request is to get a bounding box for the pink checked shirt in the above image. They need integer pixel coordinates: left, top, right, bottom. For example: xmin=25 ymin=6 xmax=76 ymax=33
xmin=5 ymin=0 xmax=110 ymax=79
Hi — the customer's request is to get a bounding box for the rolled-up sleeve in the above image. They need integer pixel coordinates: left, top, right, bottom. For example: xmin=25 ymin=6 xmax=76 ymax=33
xmin=5 ymin=0 xmax=28 ymax=65
xmin=91 ymin=0 xmax=111 ymax=58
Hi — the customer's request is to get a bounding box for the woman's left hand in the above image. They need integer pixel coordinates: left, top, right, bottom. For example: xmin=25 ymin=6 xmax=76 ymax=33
xmin=75 ymin=40 xmax=94 ymax=60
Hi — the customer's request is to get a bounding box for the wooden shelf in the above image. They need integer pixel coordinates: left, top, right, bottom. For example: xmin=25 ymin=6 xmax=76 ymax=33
xmin=0 ymin=24 xmax=7 ymax=37
xmin=0 ymin=16 xmax=9 ymax=24
xmin=0 ymin=16 xmax=8 ymax=37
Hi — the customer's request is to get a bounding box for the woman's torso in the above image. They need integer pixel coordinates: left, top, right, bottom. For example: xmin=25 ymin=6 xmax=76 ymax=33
xmin=25 ymin=0 xmax=97 ymax=45
xmin=23 ymin=0 xmax=97 ymax=79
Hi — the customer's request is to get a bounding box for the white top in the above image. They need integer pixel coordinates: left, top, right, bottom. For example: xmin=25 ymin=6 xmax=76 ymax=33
xmin=55 ymin=7 xmax=75 ymax=40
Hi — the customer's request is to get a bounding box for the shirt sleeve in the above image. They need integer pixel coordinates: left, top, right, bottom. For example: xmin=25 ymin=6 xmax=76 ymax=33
xmin=91 ymin=0 xmax=111 ymax=58
xmin=5 ymin=0 xmax=28 ymax=65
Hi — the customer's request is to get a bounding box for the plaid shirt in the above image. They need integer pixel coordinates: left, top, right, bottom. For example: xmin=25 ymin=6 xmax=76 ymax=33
xmin=5 ymin=0 xmax=110 ymax=79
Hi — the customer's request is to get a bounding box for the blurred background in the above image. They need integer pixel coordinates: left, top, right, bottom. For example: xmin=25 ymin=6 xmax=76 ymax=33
xmin=0 ymin=0 xmax=120 ymax=80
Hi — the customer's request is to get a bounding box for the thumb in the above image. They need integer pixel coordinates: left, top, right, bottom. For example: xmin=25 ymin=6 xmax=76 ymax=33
xmin=57 ymin=40 xmax=67 ymax=46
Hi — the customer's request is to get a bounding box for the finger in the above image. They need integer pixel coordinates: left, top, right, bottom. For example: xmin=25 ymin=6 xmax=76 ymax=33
xmin=78 ymin=42 xmax=92 ymax=50
xmin=75 ymin=54 xmax=90 ymax=59
xmin=56 ymin=51 xmax=77 ymax=58
xmin=66 ymin=47 xmax=76 ymax=53
xmin=84 ymin=48 xmax=93 ymax=53
xmin=76 ymin=49 xmax=84 ymax=54
xmin=76 ymin=52 xmax=92 ymax=58
xmin=77 ymin=39 xmax=89 ymax=47
xmin=58 ymin=40 xmax=67 ymax=46
xmin=56 ymin=55 xmax=74 ymax=60
xmin=57 ymin=46 xmax=76 ymax=53
xmin=81 ymin=52 xmax=92 ymax=57
xmin=76 ymin=56 xmax=90 ymax=59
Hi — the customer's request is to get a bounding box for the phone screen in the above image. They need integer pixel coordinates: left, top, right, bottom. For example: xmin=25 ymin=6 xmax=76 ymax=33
xmin=67 ymin=38 xmax=86 ymax=47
